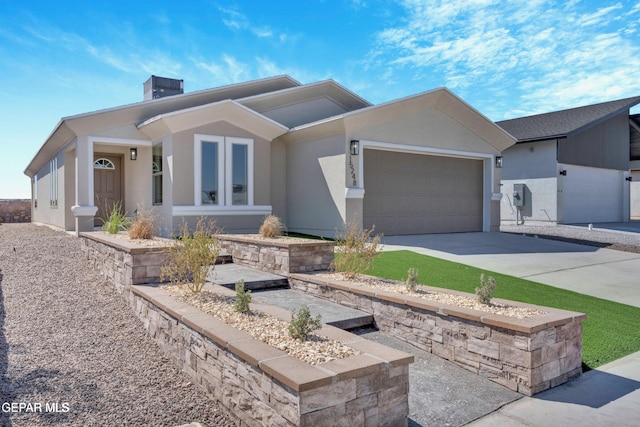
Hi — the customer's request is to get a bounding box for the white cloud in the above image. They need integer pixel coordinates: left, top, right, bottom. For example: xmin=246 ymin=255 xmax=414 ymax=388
xmin=372 ymin=0 xmax=640 ymax=118
xmin=579 ymin=3 xmax=623 ymax=27
xmin=217 ymin=6 xmax=287 ymax=41
xmin=193 ymin=54 xmax=251 ymax=85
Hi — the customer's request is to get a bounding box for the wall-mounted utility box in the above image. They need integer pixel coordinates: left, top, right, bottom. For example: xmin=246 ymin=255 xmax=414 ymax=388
xmin=513 ymin=183 xmax=525 ymax=207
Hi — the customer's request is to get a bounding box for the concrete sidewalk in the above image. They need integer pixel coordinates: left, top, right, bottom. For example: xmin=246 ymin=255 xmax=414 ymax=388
xmin=467 ymin=351 xmax=640 ymax=427
xmin=380 ymin=232 xmax=640 ymax=308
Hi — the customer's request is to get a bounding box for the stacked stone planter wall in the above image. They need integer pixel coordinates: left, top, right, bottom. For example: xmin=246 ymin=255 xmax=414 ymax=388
xmin=218 ymin=235 xmax=335 ymax=275
xmin=289 ymin=273 xmax=586 ymax=396
xmin=80 ymin=232 xmax=169 ymax=293
xmin=80 ymin=232 xmax=414 ymax=426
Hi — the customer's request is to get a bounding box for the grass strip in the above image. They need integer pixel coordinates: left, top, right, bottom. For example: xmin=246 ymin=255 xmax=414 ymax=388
xmin=365 ymin=250 xmax=640 ymax=368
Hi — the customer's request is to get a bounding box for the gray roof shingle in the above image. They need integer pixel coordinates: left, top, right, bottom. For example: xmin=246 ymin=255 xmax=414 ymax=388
xmin=497 ymin=96 xmax=640 ymax=142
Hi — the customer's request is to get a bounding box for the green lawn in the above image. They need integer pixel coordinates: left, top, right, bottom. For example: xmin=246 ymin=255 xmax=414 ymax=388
xmin=364 ymin=250 xmax=640 ymax=369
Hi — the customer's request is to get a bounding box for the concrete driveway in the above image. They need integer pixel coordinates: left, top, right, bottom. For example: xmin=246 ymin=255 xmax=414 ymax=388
xmin=381 ymin=232 xmax=640 ymax=308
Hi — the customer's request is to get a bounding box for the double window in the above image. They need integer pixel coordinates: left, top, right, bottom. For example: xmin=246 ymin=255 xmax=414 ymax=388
xmin=194 ymin=134 xmax=253 ymax=207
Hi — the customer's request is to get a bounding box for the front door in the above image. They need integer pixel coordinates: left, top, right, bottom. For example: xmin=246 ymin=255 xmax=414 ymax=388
xmin=94 ymin=154 xmax=123 ymax=226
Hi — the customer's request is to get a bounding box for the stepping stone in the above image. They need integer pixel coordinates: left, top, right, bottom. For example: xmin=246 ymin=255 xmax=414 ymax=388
xmin=208 ymin=263 xmax=289 ymax=290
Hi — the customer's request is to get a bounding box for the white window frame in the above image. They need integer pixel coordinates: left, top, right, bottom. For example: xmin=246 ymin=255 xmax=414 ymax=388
xmin=194 ymin=134 xmax=225 ymax=206
xmin=194 ymin=134 xmax=254 ymax=207
xmin=49 ymin=157 xmax=58 ymax=208
xmin=33 ymin=174 xmax=38 ymax=208
xmin=226 ymin=137 xmax=254 ymax=206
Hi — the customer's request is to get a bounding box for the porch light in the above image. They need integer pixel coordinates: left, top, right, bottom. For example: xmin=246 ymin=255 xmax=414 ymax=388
xmin=495 ymin=156 xmax=503 ymax=168
xmin=350 ymin=140 xmax=359 ymax=156
xmin=130 ymin=147 xmax=138 ymax=161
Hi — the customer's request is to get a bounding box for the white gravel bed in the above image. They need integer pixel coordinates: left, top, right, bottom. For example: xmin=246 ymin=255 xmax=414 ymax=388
xmin=318 ymin=273 xmax=546 ymax=318
xmin=0 ymin=224 xmax=235 ymax=427
xmin=162 ymin=285 xmax=358 ymax=365
xmin=501 ymin=223 xmax=640 ymax=252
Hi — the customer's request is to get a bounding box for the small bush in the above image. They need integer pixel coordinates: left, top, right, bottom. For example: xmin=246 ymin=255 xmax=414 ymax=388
xmin=331 ymin=222 xmax=382 ymax=280
xmin=259 ymin=215 xmax=283 ymax=238
xmin=128 ymin=206 xmax=158 ymax=240
xmin=406 ymin=267 xmax=419 ymax=292
xmin=101 ymin=202 xmax=130 ymax=234
xmin=288 ymin=305 xmax=322 ymax=341
xmin=476 ymin=273 xmax=496 ymax=305
xmin=161 ymin=218 xmax=219 ymax=294
xmin=234 ymin=279 xmax=252 ymax=314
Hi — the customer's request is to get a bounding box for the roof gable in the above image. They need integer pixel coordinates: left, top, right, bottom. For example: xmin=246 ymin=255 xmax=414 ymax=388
xmin=497 ymin=96 xmax=640 ymax=142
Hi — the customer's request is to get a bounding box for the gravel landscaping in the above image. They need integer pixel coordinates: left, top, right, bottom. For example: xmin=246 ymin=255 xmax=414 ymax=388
xmin=501 ymin=223 xmax=640 ymax=253
xmin=0 ymin=224 xmax=236 ymax=427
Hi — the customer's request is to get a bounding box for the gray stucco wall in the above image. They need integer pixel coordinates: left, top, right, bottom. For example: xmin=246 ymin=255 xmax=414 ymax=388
xmin=286 ymin=135 xmax=346 ymax=237
xmin=501 ymin=140 xmax=559 ymax=223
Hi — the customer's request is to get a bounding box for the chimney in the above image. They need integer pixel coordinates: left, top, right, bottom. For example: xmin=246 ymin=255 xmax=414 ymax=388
xmin=143 ymin=75 xmax=184 ymax=101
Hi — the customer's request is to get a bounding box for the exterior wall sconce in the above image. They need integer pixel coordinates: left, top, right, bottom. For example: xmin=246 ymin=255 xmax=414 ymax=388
xmin=495 ymin=156 xmax=503 ymax=168
xmin=626 ymin=176 xmax=633 ymax=182
xmin=350 ymin=140 xmax=359 ymax=156
xmin=130 ymin=147 xmax=138 ymax=161
xmin=559 ymin=170 xmax=567 ymax=176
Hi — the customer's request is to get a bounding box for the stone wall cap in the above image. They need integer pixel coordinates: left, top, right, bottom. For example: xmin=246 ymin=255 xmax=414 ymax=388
xmin=81 ymin=232 xmax=171 ymax=254
xmin=219 ymin=233 xmax=335 ymax=249
xmin=291 ymin=273 xmax=587 ymax=334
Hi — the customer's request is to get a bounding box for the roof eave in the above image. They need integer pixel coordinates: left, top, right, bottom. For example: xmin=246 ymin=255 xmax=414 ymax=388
xmin=138 ymin=100 xmax=289 ymax=141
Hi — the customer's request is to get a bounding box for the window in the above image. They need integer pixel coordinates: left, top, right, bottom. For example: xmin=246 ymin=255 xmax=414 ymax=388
xmin=194 ymin=134 xmax=253 ymax=207
xmin=94 ymin=158 xmax=115 ymax=169
xmin=49 ymin=157 xmax=58 ymax=208
xmin=33 ymin=174 xmax=38 ymax=208
xmin=230 ymin=142 xmax=248 ymax=205
xmin=201 ymin=140 xmax=221 ymax=204
xmin=153 ymin=144 xmax=163 ymax=205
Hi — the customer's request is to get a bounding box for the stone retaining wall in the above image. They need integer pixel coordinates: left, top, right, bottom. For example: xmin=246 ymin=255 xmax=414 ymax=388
xmin=289 ymin=273 xmax=586 ymax=396
xmin=81 ymin=232 xmax=413 ymax=426
xmin=130 ymin=285 xmax=413 ymax=427
xmin=80 ymin=232 xmax=170 ymax=293
xmin=0 ymin=199 xmax=31 ymax=223
xmin=219 ymin=235 xmax=335 ymax=275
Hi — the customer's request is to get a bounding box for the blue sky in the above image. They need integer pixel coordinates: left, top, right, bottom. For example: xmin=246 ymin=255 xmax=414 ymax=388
xmin=2 ymin=0 xmax=640 ymax=198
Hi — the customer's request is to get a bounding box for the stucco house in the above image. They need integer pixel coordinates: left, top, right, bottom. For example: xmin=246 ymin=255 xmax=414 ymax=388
xmin=24 ymin=75 xmax=515 ymax=238
xmin=497 ymin=96 xmax=640 ymax=224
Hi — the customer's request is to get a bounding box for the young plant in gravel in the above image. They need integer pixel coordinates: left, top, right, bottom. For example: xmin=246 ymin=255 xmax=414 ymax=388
xmin=331 ymin=221 xmax=382 ymax=280
xmin=234 ymin=279 xmax=251 ymax=314
xmin=476 ymin=273 xmax=496 ymax=305
xmin=288 ymin=305 xmax=322 ymax=341
xmin=406 ymin=267 xmax=419 ymax=292
xmin=259 ymin=215 xmax=283 ymax=238
xmin=161 ymin=218 xmax=220 ymax=294
xmin=101 ymin=201 xmax=131 ymax=234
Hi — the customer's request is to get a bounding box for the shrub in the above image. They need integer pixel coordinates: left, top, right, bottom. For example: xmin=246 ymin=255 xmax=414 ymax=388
xmin=331 ymin=222 xmax=382 ymax=280
xmin=288 ymin=305 xmax=322 ymax=341
xmin=101 ymin=202 xmax=130 ymax=234
xmin=161 ymin=218 xmax=219 ymax=294
xmin=128 ymin=206 xmax=158 ymax=240
xmin=406 ymin=267 xmax=419 ymax=292
xmin=234 ymin=279 xmax=252 ymax=314
xmin=259 ymin=215 xmax=283 ymax=238
xmin=476 ymin=273 xmax=496 ymax=305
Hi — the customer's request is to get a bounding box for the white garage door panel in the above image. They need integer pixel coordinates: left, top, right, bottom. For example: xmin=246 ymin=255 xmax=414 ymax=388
xmin=363 ymin=150 xmax=483 ymax=235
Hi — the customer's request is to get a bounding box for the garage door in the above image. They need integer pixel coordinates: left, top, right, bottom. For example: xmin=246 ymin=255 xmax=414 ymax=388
xmin=363 ymin=149 xmax=483 ymax=235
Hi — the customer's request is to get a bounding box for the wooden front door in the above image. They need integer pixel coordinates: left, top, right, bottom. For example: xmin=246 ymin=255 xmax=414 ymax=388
xmin=94 ymin=154 xmax=123 ymax=226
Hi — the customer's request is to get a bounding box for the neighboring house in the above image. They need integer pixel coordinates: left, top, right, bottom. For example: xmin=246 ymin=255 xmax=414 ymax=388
xmin=497 ymin=96 xmax=640 ymax=224
xmin=24 ymin=75 xmax=515 ymax=238
xmin=631 ymin=114 xmax=640 ymax=219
